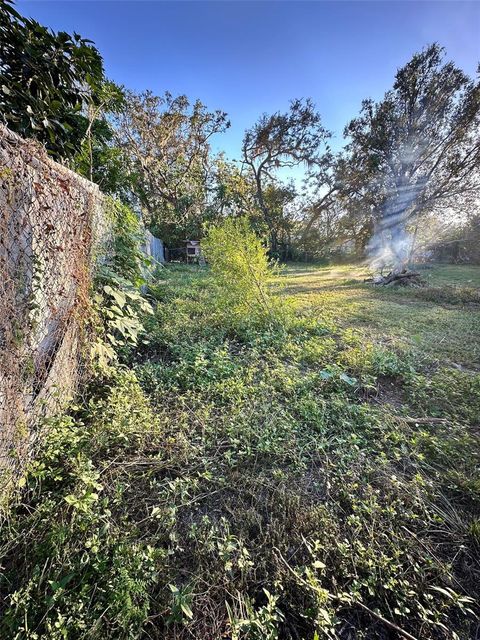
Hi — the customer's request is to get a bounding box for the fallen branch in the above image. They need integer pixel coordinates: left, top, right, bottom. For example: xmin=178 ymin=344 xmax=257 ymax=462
xmin=364 ymin=270 xmax=424 ymax=287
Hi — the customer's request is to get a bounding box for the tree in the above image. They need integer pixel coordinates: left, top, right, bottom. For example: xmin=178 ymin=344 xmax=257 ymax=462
xmin=0 ymin=0 xmax=104 ymax=160
xmin=242 ymin=99 xmax=330 ymax=256
xmin=345 ymin=44 xmax=480 ymax=272
xmin=210 ymin=156 xmax=258 ymax=220
xmin=73 ymin=81 xmax=131 ymax=197
xmin=299 ymin=152 xmax=342 ymax=249
xmin=114 ymin=90 xmax=229 ymax=243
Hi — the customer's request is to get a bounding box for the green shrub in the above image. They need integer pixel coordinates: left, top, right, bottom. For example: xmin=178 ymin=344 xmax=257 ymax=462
xmin=91 ymin=271 xmax=153 ymax=368
xmin=105 ymin=197 xmax=147 ymax=287
xmin=91 ymin=198 xmax=153 ymax=369
xmin=202 ymin=217 xmax=284 ymax=326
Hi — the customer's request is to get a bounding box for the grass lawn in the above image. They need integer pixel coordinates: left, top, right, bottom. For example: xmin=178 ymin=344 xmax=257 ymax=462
xmin=280 ymin=263 xmax=480 ymax=368
xmin=1 ymin=262 xmax=479 ymax=640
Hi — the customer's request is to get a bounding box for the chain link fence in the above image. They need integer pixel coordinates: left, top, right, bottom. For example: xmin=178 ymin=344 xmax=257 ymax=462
xmin=0 ymin=125 xmax=109 ymax=487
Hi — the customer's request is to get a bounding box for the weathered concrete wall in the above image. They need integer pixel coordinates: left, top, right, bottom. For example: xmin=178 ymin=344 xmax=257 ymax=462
xmin=0 ymin=125 xmax=108 ymax=482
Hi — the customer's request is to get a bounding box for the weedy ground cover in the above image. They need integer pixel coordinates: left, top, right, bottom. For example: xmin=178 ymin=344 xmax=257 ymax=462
xmin=1 ymin=260 xmax=479 ymax=640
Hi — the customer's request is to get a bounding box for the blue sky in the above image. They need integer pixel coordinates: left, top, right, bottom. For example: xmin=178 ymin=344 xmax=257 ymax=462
xmin=18 ymin=1 xmax=480 ymax=162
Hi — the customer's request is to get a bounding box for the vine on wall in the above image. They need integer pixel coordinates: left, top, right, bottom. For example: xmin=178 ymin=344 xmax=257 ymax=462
xmin=0 ymin=125 xmax=149 ymax=491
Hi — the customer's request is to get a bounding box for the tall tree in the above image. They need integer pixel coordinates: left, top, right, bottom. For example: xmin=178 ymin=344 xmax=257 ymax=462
xmin=114 ymin=90 xmax=229 ymax=243
xmin=210 ymin=157 xmax=258 ymax=220
xmin=73 ymin=81 xmax=130 ymax=196
xmin=242 ymin=99 xmax=330 ymax=255
xmin=345 ymin=44 xmax=480 ymax=271
xmin=0 ymin=0 xmax=104 ymax=160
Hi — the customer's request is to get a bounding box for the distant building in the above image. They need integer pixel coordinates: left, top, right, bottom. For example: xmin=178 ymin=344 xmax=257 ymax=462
xmin=186 ymin=240 xmax=201 ymax=262
xmin=144 ymin=237 xmax=204 ymax=264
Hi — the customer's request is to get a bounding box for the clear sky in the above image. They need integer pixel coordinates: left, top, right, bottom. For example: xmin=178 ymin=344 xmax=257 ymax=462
xmin=18 ymin=0 xmax=480 ymax=161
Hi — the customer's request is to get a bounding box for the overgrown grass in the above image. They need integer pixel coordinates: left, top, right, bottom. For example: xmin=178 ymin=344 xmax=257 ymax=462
xmin=1 ymin=263 xmax=479 ymax=639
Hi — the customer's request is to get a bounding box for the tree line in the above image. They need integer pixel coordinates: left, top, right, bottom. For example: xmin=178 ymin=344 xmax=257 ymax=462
xmin=1 ymin=0 xmax=479 ymax=266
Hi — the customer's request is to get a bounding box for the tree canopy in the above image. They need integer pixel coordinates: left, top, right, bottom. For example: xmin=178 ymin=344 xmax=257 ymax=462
xmin=0 ymin=0 xmax=104 ymax=159
xmin=242 ymin=99 xmax=330 ymax=255
xmin=114 ymin=90 xmax=229 ymax=239
xmin=344 ymin=44 xmax=480 ymax=268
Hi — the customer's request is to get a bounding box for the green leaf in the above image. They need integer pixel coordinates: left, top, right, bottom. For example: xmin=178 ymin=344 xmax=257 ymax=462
xmin=181 ymin=603 xmax=193 ymax=619
xmin=430 ymin=585 xmax=455 ymax=600
xmin=103 ymin=285 xmax=126 ymax=307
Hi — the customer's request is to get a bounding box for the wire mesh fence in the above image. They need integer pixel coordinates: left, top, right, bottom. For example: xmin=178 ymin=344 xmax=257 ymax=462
xmin=0 ymin=125 xmax=109 ymax=487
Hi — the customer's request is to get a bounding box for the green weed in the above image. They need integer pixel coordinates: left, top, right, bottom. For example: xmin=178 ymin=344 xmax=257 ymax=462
xmin=2 ymin=262 xmax=479 ymax=639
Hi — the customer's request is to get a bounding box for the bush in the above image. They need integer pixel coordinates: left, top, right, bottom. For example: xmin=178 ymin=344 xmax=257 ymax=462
xmin=202 ymin=217 xmax=283 ymax=326
xmin=90 ymin=198 xmax=153 ymax=369
xmin=105 ymin=198 xmax=147 ymax=287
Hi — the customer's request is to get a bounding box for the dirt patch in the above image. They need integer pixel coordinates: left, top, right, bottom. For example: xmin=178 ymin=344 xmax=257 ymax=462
xmin=365 ymin=376 xmax=406 ymax=410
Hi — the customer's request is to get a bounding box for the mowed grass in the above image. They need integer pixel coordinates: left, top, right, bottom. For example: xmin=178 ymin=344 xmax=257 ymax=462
xmin=280 ymin=263 xmax=480 ymax=368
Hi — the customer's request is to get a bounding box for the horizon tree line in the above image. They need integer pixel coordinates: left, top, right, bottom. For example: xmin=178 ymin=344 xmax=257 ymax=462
xmin=1 ymin=0 xmax=479 ymax=268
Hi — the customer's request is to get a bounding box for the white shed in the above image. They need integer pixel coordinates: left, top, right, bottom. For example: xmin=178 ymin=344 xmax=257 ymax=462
xmin=186 ymin=240 xmax=201 ymax=262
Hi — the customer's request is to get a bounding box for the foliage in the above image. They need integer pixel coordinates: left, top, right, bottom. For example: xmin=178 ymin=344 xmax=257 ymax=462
xmin=72 ymin=81 xmax=130 ymax=195
xmin=210 ymin=157 xmax=258 ymax=220
xmin=227 ymin=589 xmax=284 ymax=640
xmin=0 ymin=3 xmax=128 ymax=195
xmin=91 ymin=274 xmax=153 ymax=369
xmin=202 ymin=217 xmax=282 ymax=325
xmin=2 ymin=7 xmax=480 ymax=635
xmin=2 ymin=263 xmax=480 ymax=639
xmin=0 ymin=0 xmax=104 ymax=159
xmin=299 ymin=150 xmax=376 ymax=261
xmin=105 ymin=197 xmax=147 ymax=286
xmin=242 ymin=98 xmax=330 ymax=255
xmin=0 ymin=370 xmax=160 ymax=640
xmin=344 ymin=44 xmax=480 ymax=269
xmin=91 ymin=198 xmax=153 ymax=369
xmin=289 ymin=45 xmax=480 ymax=266
xmin=427 ymin=213 xmax=480 ymax=265
xmin=114 ymin=90 xmax=230 ymax=242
